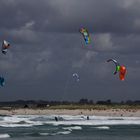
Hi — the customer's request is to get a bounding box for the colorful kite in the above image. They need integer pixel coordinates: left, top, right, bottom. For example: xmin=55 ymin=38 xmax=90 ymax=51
xmin=1 ymin=40 xmax=10 ymax=54
xmin=119 ymin=66 xmax=127 ymax=81
xmin=79 ymin=27 xmax=90 ymax=45
xmin=107 ymin=59 xmax=127 ymax=81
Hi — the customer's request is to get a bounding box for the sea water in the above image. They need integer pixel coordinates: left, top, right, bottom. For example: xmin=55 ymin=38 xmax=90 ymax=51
xmin=0 ymin=115 xmax=140 ymax=139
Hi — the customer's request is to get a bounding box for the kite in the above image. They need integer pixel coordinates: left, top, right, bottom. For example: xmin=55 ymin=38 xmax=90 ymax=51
xmin=79 ymin=27 xmax=90 ymax=45
xmin=119 ymin=66 xmax=127 ymax=81
xmin=1 ymin=40 xmax=10 ymax=54
xmin=107 ymin=59 xmax=127 ymax=81
xmin=72 ymin=73 xmax=80 ymax=82
xmin=0 ymin=77 xmax=5 ymax=87
xmin=107 ymin=59 xmax=120 ymax=75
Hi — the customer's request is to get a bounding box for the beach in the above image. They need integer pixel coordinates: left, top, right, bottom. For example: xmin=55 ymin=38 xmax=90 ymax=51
xmin=0 ymin=108 xmax=140 ymax=117
xmin=0 ymin=108 xmax=140 ymax=139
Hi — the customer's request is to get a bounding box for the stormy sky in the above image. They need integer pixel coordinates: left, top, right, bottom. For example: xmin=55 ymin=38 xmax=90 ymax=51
xmin=0 ymin=0 xmax=140 ymax=102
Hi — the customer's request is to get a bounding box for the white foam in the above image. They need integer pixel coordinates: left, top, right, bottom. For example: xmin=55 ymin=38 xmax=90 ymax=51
xmin=46 ymin=119 xmax=140 ymax=126
xmin=0 ymin=118 xmax=43 ymax=127
xmin=0 ymin=121 xmax=43 ymax=127
xmin=39 ymin=131 xmax=71 ymax=136
xmin=63 ymin=126 xmax=82 ymax=131
xmin=0 ymin=123 xmax=36 ymax=127
xmin=42 ymin=115 xmax=140 ymax=126
xmin=1 ymin=115 xmax=140 ymax=127
xmin=59 ymin=115 xmax=85 ymax=121
xmin=0 ymin=134 xmax=10 ymax=138
xmin=95 ymin=126 xmax=110 ymax=130
xmin=57 ymin=131 xmax=71 ymax=135
xmin=0 ymin=115 xmax=44 ymax=128
xmin=39 ymin=133 xmax=49 ymax=136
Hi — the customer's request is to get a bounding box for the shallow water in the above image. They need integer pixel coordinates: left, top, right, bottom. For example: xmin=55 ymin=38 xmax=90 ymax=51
xmin=0 ymin=115 xmax=140 ymax=139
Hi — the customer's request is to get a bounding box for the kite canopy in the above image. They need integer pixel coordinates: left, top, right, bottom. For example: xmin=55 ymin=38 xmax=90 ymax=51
xmin=107 ymin=59 xmax=127 ymax=81
xmin=119 ymin=66 xmax=127 ymax=81
xmin=1 ymin=40 xmax=10 ymax=54
xmin=0 ymin=77 xmax=5 ymax=87
xmin=79 ymin=27 xmax=90 ymax=45
xmin=107 ymin=59 xmax=120 ymax=75
xmin=72 ymin=73 xmax=80 ymax=82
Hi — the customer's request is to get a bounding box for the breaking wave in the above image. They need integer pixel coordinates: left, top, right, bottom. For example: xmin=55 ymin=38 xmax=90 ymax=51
xmin=0 ymin=115 xmax=140 ymax=127
xmin=0 ymin=134 xmax=10 ymax=138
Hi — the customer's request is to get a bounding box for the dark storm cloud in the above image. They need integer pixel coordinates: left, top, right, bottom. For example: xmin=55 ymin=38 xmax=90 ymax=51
xmin=1 ymin=0 xmax=140 ymax=33
xmin=0 ymin=0 xmax=140 ymax=101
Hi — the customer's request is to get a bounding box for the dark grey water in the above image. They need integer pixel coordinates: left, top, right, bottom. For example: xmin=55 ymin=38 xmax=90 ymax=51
xmin=0 ymin=115 xmax=140 ymax=140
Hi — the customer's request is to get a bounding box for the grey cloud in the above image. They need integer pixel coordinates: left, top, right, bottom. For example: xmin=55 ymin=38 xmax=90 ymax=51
xmin=0 ymin=0 xmax=140 ymax=33
xmin=0 ymin=0 xmax=140 ymax=101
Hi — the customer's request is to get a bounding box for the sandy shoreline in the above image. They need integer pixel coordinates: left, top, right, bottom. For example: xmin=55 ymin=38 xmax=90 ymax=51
xmin=0 ymin=108 xmax=140 ymax=117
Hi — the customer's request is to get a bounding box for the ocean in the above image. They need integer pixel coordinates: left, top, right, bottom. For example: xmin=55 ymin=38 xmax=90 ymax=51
xmin=0 ymin=115 xmax=140 ymax=140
